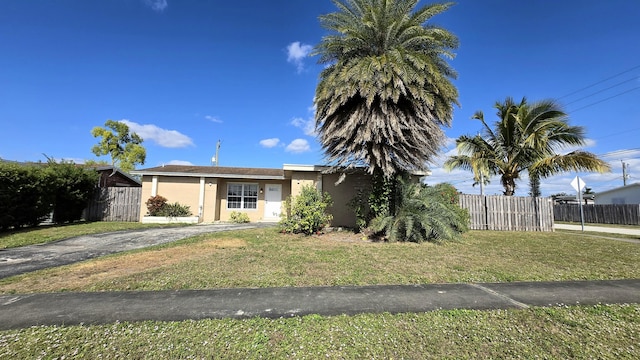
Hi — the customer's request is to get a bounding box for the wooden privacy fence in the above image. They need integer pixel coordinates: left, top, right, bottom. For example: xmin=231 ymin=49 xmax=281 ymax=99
xmin=84 ymin=187 xmax=142 ymax=222
xmin=459 ymin=195 xmax=554 ymax=232
xmin=554 ymin=204 xmax=640 ymax=225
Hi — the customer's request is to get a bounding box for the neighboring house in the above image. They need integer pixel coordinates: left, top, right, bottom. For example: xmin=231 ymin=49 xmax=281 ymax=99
xmin=594 ymin=183 xmax=640 ymax=205
xmin=93 ymin=166 xmax=141 ymax=187
xmin=130 ymin=164 xmax=426 ymax=227
xmin=552 ymin=195 xmax=594 ymax=205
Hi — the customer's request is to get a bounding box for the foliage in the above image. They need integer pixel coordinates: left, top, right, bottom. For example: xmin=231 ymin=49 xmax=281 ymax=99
xmin=146 ymin=195 xmax=191 ymax=217
xmin=347 ymin=188 xmax=371 ymax=231
xmin=145 ymin=195 xmax=168 ymax=216
xmin=47 ymin=161 xmax=100 ymax=224
xmin=279 ymin=184 xmax=333 ymax=235
xmin=91 ymin=120 xmax=146 ymax=173
xmin=371 ymin=179 xmax=469 ymax=242
xmin=313 ymin=0 xmax=459 ymax=178
xmin=445 ymin=97 xmax=610 ymax=195
xmin=1 ymin=305 xmax=639 ymax=359
xmin=156 ymin=202 xmax=192 ymax=217
xmin=229 ymin=211 xmax=250 ymax=223
xmin=0 ymin=161 xmax=98 ymax=229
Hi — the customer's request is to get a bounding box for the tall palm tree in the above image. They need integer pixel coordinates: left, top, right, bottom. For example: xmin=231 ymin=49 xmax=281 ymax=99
xmin=313 ymin=0 xmax=459 ymax=179
xmin=445 ymin=97 xmax=610 ymax=196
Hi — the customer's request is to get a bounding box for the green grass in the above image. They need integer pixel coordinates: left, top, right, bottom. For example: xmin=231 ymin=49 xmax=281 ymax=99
xmin=1 ymin=227 xmax=639 ymax=294
xmin=1 ymin=304 xmax=638 ymax=359
xmin=1 ymin=225 xmax=639 ymax=358
xmin=0 ymin=221 xmax=189 ymax=249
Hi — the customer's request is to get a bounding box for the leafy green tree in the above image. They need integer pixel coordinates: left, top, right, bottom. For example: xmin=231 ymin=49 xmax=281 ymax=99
xmin=91 ymin=120 xmax=146 ymax=173
xmin=445 ymin=97 xmax=610 ymax=196
xmin=371 ymin=179 xmax=469 ymax=242
xmin=313 ymin=0 xmax=459 ymax=180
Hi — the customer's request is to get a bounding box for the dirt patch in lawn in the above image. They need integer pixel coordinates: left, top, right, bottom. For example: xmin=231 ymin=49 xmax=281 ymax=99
xmin=0 ymin=238 xmax=247 ymax=293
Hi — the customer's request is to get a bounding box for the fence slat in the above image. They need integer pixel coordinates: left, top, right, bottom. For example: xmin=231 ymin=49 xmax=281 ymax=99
xmin=84 ymin=187 xmax=142 ymax=222
xmin=553 ymin=204 xmax=640 ymax=225
xmin=459 ymin=195 xmax=554 ymax=232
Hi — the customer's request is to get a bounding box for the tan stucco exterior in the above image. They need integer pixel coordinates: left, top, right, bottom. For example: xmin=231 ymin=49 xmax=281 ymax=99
xmin=132 ymin=164 xmax=425 ymax=228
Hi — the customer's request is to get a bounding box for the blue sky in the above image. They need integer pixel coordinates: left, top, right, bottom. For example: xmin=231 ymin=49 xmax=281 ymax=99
xmin=1 ymin=0 xmax=639 ymax=196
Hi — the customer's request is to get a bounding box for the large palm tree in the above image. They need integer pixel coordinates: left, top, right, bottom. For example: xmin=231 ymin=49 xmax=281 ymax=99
xmin=445 ymin=97 xmax=610 ymax=196
xmin=313 ymin=0 xmax=459 ymax=179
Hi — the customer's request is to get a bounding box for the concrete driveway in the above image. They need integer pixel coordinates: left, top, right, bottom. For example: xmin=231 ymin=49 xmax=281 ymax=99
xmin=0 ymin=223 xmax=271 ymax=279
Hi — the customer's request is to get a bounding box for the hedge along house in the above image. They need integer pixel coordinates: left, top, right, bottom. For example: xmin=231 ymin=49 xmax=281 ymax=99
xmin=130 ymin=164 xmax=410 ymax=227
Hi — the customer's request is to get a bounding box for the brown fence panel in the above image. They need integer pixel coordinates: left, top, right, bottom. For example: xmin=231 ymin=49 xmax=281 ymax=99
xmin=84 ymin=187 xmax=142 ymax=222
xmin=459 ymin=195 xmax=554 ymax=231
xmin=553 ymin=204 xmax=640 ymax=225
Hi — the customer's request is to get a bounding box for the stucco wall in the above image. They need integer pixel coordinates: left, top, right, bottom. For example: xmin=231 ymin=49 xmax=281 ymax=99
xmin=321 ymin=172 xmax=372 ymax=228
xmin=156 ymin=176 xmax=201 ymax=217
xmin=291 ymin=171 xmax=319 ymax=196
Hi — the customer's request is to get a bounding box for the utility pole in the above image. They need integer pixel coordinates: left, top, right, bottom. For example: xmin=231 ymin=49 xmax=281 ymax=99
xmin=622 ymin=160 xmax=629 ymax=186
xmin=214 ymin=140 xmax=221 ymax=167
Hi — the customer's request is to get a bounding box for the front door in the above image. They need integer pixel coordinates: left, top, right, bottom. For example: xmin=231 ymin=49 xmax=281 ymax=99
xmin=264 ymin=184 xmax=282 ymax=220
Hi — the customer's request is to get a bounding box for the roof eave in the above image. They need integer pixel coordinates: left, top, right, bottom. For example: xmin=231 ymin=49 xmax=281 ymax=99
xmin=130 ymin=171 xmax=285 ymax=180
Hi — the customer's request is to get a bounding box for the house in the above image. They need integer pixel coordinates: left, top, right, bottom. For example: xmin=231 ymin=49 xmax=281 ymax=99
xmin=130 ymin=164 xmax=426 ymax=227
xmin=594 ymin=183 xmax=640 ymax=204
xmin=93 ymin=165 xmax=141 ymax=187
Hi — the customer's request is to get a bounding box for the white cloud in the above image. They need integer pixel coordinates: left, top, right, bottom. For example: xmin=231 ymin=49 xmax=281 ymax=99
xmin=166 ymin=160 xmax=193 ymax=166
xmin=287 ymin=41 xmax=313 ymax=73
xmin=291 ymin=117 xmax=316 ymax=136
xmin=205 ymin=115 xmax=223 ymax=123
xmin=120 ymin=120 xmax=194 ymax=148
xmin=142 ymin=0 xmax=167 ymax=12
xmin=285 ymin=139 xmax=310 ymax=153
xmin=259 ymin=138 xmax=280 ymax=148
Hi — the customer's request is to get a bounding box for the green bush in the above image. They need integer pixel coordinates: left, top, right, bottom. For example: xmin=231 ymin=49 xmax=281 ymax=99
xmin=156 ymin=202 xmax=192 ymax=217
xmin=145 ymin=196 xmax=191 ymax=217
xmin=229 ymin=211 xmax=250 ymax=223
xmin=0 ymin=161 xmax=98 ymax=229
xmin=48 ymin=161 xmax=99 ymax=224
xmin=371 ymin=179 xmax=469 ymax=243
xmin=279 ymin=184 xmax=333 ymax=235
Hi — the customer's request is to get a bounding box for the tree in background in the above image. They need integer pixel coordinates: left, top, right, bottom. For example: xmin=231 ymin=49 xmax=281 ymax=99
xmin=445 ymin=97 xmax=610 ymax=196
xmin=91 ymin=120 xmax=146 ymax=173
xmin=313 ymin=0 xmax=458 ymax=180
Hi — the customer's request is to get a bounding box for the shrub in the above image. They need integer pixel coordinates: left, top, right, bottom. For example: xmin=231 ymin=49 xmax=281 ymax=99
xmin=371 ymin=179 xmax=469 ymax=243
xmin=0 ymin=161 xmax=98 ymax=229
xmin=279 ymin=184 xmax=333 ymax=235
xmin=156 ymin=202 xmax=191 ymax=217
xmin=145 ymin=195 xmax=168 ymax=216
xmin=48 ymin=161 xmax=99 ymax=224
xmin=229 ymin=211 xmax=250 ymax=223
xmin=145 ymin=195 xmax=191 ymax=217
xmin=0 ymin=162 xmax=54 ymax=229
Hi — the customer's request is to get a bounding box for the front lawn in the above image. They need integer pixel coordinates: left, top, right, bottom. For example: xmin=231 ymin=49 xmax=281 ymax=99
xmin=1 ymin=305 xmax=638 ymax=359
xmin=1 ymin=227 xmax=638 ymax=294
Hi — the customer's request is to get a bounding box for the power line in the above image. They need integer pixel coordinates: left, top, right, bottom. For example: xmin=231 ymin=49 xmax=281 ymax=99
xmin=568 ymin=86 xmax=640 ymax=113
xmin=564 ymin=77 xmax=638 ymax=106
xmin=558 ymin=64 xmax=640 ymax=100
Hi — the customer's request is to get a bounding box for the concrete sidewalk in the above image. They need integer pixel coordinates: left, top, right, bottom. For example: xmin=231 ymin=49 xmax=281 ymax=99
xmin=1 ymin=279 xmax=638 ymax=330
xmin=554 ymin=223 xmax=640 ymax=237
